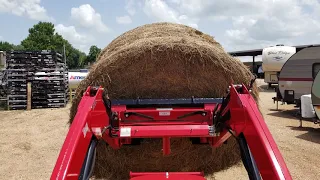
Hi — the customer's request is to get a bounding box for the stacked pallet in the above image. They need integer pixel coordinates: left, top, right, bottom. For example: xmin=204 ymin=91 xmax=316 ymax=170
xmin=32 ymin=72 xmax=68 ymax=108
xmin=31 ymin=51 xmax=69 ymax=109
xmin=6 ymin=51 xmax=34 ymax=110
xmin=5 ymin=50 xmax=68 ymax=110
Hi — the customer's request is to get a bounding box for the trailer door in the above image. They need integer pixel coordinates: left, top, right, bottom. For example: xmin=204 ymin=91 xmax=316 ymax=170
xmin=312 ymin=63 xmax=320 ymax=79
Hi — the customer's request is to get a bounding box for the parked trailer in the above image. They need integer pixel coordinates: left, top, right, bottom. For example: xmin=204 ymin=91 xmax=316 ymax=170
xmin=68 ymin=71 xmax=88 ymax=89
xmin=68 ymin=71 xmax=88 ymax=102
xmin=262 ymin=45 xmax=296 ymax=87
xmin=276 ymin=46 xmax=320 ymax=106
xmin=311 ymin=70 xmax=320 ymax=124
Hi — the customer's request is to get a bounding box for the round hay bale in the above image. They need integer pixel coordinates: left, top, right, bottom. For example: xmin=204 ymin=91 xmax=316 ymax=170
xmin=96 ymin=22 xmax=222 ymax=62
xmin=70 ymin=22 xmax=258 ymax=179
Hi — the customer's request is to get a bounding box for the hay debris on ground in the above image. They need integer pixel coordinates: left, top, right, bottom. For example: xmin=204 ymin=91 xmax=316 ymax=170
xmin=70 ymin=22 xmax=258 ymax=180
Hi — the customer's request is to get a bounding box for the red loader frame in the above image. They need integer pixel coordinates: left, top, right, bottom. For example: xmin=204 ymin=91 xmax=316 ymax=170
xmin=51 ymin=83 xmax=292 ymax=180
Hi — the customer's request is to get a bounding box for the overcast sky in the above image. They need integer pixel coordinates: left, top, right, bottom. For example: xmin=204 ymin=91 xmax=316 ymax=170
xmin=0 ymin=0 xmax=320 ymax=62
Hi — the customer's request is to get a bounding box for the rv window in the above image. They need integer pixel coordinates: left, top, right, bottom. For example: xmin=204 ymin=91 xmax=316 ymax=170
xmin=312 ymin=63 xmax=320 ymax=79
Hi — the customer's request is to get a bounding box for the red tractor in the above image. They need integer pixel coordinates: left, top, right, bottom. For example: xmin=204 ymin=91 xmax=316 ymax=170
xmin=51 ymin=80 xmax=292 ymax=180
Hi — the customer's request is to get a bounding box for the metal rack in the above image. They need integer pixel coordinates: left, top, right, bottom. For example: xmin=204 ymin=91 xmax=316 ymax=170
xmin=4 ymin=50 xmax=69 ymax=110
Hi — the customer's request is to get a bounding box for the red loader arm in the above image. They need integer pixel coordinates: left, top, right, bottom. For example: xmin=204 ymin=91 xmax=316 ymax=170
xmin=51 ymin=84 xmax=292 ymax=180
xmin=211 ymin=84 xmax=292 ymax=180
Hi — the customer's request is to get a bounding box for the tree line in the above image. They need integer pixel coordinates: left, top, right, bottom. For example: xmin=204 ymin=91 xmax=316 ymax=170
xmin=0 ymin=22 xmax=101 ymax=69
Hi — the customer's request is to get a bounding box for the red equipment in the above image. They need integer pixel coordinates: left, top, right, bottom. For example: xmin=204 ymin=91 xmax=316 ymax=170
xmin=51 ymin=80 xmax=292 ymax=180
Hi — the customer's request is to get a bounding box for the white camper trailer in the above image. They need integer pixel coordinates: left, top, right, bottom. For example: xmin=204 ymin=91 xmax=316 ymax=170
xmin=262 ymin=45 xmax=296 ymax=87
xmin=311 ymin=69 xmax=320 ymax=123
xmin=277 ymin=46 xmax=320 ymax=106
xmin=68 ymin=71 xmax=88 ymax=101
xmin=68 ymin=71 xmax=88 ymax=89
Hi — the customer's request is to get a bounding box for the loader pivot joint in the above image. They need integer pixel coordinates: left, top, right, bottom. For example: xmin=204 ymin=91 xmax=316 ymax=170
xmin=89 ymin=86 xmax=100 ymax=97
xmin=101 ymin=89 xmax=119 ymax=137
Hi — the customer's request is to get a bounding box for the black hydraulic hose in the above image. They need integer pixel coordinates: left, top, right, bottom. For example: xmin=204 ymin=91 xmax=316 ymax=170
xmin=237 ymin=133 xmax=261 ymax=180
xmin=80 ymin=138 xmax=98 ymax=180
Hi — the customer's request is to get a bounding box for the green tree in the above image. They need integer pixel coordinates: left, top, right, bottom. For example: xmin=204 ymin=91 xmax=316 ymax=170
xmin=21 ymin=22 xmax=57 ymax=50
xmin=84 ymin=45 xmax=101 ymax=65
xmin=21 ymin=21 xmax=86 ymax=69
xmin=0 ymin=41 xmax=14 ymax=51
xmin=0 ymin=41 xmax=25 ymax=51
xmin=79 ymin=53 xmax=87 ymax=68
xmin=13 ymin=44 xmax=25 ymax=50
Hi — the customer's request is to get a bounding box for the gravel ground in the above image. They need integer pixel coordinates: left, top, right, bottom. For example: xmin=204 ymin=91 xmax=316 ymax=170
xmin=0 ymin=79 xmax=319 ymax=180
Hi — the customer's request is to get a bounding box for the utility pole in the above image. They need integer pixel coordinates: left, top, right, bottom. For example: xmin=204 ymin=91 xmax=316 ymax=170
xmin=63 ymin=44 xmax=67 ymax=106
xmin=63 ymin=44 xmax=67 ymax=66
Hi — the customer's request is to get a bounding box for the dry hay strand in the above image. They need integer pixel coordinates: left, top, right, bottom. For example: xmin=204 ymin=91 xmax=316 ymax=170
xmin=96 ymin=22 xmax=221 ymax=62
xmin=69 ymin=22 xmax=259 ymax=179
xmin=93 ymin=138 xmax=240 ymax=180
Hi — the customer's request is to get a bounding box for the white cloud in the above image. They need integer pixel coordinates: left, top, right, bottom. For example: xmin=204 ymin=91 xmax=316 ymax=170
xmin=125 ymin=0 xmax=135 ymax=16
xmin=71 ymin=4 xmax=109 ymax=33
xmin=55 ymin=24 xmax=94 ymax=53
xmin=226 ymin=29 xmax=248 ymax=42
xmin=223 ymin=0 xmax=320 ymax=50
xmin=116 ymin=16 xmax=132 ymax=24
xmin=143 ymin=0 xmax=198 ymax=29
xmin=187 ymin=23 xmax=198 ymax=29
xmin=144 ymin=0 xmax=180 ymax=22
xmin=55 ymin=24 xmax=89 ymax=43
xmin=0 ymin=0 xmax=53 ymax=21
xmin=170 ymin=0 xmax=263 ymax=18
xmin=152 ymin=0 xmax=320 ymax=51
xmin=300 ymin=0 xmax=320 ymax=17
xmin=138 ymin=1 xmax=143 ymax=8
xmin=231 ymin=16 xmax=257 ymax=27
xmin=209 ymin=16 xmax=228 ymax=22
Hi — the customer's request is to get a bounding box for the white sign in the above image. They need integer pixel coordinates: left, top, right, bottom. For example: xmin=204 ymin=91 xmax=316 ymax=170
xmin=120 ymin=127 xmax=131 ymax=137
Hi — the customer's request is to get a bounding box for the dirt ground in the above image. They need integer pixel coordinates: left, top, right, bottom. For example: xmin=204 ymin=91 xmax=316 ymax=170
xmin=0 ymin=79 xmax=319 ymax=180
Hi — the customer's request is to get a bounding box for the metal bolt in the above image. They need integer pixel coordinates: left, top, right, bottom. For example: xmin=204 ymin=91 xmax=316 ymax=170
xmin=202 ymin=112 xmax=206 ymax=116
xmin=125 ymin=114 xmax=129 ymax=118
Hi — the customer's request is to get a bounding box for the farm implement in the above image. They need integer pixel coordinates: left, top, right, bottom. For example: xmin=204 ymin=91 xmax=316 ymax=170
xmin=51 ymin=81 xmax=292 ymax=180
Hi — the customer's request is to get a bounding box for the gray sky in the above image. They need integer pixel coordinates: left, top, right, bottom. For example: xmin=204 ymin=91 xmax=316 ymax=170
xmin=0 ymin=0 xmax=320 ymax=62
